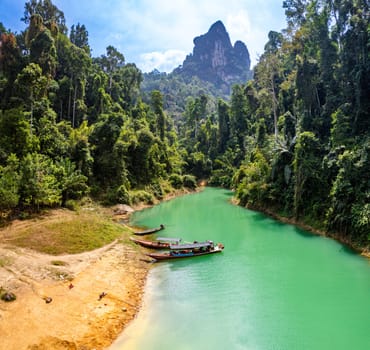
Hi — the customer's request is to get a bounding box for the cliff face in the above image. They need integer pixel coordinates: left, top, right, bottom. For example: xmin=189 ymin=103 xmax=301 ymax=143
xmin=174 ymin=21 xmax=252 ymax=93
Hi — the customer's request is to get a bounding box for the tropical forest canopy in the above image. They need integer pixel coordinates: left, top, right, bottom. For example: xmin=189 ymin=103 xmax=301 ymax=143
xmin=0 ymin=0 xmax=369 ymax=247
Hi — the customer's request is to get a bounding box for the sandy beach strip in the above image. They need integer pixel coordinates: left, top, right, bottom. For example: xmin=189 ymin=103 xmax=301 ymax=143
xmin=0 ymin=239 xmax=151 ymax=350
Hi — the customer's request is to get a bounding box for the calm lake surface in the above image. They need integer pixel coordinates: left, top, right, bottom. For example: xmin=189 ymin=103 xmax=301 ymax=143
xmin=111 ymin=187 xmax=370 ymax=350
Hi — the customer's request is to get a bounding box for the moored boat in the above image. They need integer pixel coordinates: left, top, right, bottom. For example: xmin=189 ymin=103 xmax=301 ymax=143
xmin=133 ymin=224 xmax=165 ymax=235
xmin=130 ymin=236 xmax=182 ymax=249
xmin=147 ymin=241 xmax=224 ymax=261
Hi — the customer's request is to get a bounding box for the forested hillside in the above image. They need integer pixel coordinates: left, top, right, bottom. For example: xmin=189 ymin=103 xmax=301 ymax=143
xmin=141 ymin=71 xmax=221 ymax=122
xmin=0 ymin=0 xmax=197 ymax=213
xmin=0 ymin=0 xmax=369 ymax=248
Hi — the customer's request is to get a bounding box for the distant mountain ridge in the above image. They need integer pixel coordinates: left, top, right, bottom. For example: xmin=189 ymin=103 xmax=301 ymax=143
xmin=173 ymin=20 xmax=252 ymax=93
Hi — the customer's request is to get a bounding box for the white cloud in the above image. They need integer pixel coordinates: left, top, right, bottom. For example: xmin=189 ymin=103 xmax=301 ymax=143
xmin=139 ymin=50 xmax=187 ymax=73
xmin=225 ymin=11 xmax=269 ymax=67
xmin=53 ymin=0 xmax=287 ymax=71
xmin=226 ymin=11 xmax=252 ymax=40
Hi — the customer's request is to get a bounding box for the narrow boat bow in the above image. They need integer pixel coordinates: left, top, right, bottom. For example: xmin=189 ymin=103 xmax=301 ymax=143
xmin=133 ymin=224 xmax=165 ymax=235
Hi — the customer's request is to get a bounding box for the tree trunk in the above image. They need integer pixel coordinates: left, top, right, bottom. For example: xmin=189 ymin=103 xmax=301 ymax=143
xmin=68 ymin=82 xmax=72 ymax=121
xmin=271 ymin=75 xmax=278 ymax=140
xmin=30 ymin=90 xmax=33 ymax=136
xmin=72 ymin=80 xmax=77 ymax=128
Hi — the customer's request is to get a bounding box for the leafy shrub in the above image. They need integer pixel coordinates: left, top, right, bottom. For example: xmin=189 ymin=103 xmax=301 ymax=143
xmin=149 ymin=182 xmax=164 ymax=199
xmin=18 ymin=211 xmax=30 ymax=220
xmin=160 ymin=180 xmax=173 ymax=194
xmin=208 ymin=173 xmax=232 ymax=188
xmin=233 ymin=150 xmax=271 ymax=207
xmin=130 ymin=190 xmax=154 ymax=205
xmin=183 ymin=175 xmax=197 ymax=189
xmin=169 ymin=174 xmax=183 ymax=189
xmin=116 ymin=185 xmax=130 ymax=204
xmin=64 ymin=199 xmax=79 ymax=211
xmin=102 ymin=188 xmax=116 ymax=205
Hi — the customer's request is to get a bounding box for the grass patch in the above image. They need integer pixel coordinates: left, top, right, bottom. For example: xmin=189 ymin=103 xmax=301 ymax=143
xmin=8 ymin=211 xmax=131 ymax=255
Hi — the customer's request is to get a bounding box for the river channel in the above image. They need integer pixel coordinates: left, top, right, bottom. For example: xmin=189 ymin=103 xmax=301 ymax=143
xmin=110 ymin=187 xmax=370 ymax=350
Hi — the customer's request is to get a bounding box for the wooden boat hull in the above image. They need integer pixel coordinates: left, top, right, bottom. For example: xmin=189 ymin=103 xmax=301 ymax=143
xmin=147 ymin=246 xmax=223 ymax=261
xmin=133 ymin=224 xmax=164 ymax=236
xmin=130 ymin=237 xmax=171 ymax=249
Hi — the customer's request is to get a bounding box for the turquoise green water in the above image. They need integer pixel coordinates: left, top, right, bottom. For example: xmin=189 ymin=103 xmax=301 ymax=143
xmin=111 ymin=187 xmax=370 ymax=350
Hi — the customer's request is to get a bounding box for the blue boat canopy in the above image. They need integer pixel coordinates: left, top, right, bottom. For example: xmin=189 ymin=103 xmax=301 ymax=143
xmin=169 ymin=241 xmax=212 ymax=250
xmin=156 ymin=237 xmax=182 ymax=243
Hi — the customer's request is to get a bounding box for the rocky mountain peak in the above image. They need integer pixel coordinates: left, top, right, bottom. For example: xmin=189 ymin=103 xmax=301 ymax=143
xmin=209 ymin=20 xmax=226 ymax=33
xmin=205 ymin=20 xmax=231 ymax=45
xmin=174 ymin=20 xmax=252 ymax=93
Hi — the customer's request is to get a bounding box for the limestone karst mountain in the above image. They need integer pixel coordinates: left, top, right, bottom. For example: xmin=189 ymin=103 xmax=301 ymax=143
xmin=141 ymin=20 xmax=253 ymax=116
xmin=173 ymin=20 xmax=252 ymax=93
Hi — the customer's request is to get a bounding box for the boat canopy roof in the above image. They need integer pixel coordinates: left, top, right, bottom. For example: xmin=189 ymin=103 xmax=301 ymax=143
xmin=156 ymin=237 xmax=181 ymax=242
xmin=169 ymin=241 xmax=212 ymax=250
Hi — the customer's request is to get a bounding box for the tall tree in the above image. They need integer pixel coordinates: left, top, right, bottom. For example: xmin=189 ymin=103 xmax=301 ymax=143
xmin=0 ymin=32 xmax=23 ymax=106
xmin=293 ymin=131 xmax=325 ymax=219
xmin=151 ymin=90 xmax=166 ymax=140
xmin=14 ymin=62 xmax=48 ymax=134
xmin=0 ymin=154 xmax=21 ymax=210
xmin=95 ymin=46 xmax=125 ymax=95
xmin=111 ymin=63 xmax=142 ymax=109
xmin=89 ymin=113 xmax=125 ymax=187
xmin=22 ymin=0 xmax=67 ymax=34
xmin=230 ymin=85 xmax=249 ymax=156
xmin=283 ymin=0 xmax=309 ymax=31
xmin=0 ymin=108 xmax=37 ymax=163
xmin=26 ymin=14 xmax=57 ymax=78
xmin=70 ymin=23 xmax=90 ymax=53
xmin=19 ymin=153 xmax=61 ymax=209
xmin=217 ymin=99 xmax=230 ymax=153
xmin=54 ymin=34 xmax=91 ymax=126
xmin=255 ymin=50 xmax=281 ymax=140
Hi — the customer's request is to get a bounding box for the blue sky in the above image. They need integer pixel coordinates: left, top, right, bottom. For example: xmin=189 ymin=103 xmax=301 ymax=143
xmin=1 ymin=0 xmax=287 ymax=72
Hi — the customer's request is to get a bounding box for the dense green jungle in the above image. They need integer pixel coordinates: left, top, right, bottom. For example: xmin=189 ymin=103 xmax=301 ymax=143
xmin=0 ymin=0 xmax=369 ymax=250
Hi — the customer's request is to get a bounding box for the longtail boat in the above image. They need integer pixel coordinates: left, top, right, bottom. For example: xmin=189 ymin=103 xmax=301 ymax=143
xmin=130 ymin=236 xmax=182 ymax=249
xmin=147 ymin=241 xmax=224 ymax=261
xmin=133 ymin=224 xmax=165 ymax=235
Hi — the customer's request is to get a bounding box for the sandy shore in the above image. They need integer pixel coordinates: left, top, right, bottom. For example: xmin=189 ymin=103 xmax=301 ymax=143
xmin=0 ymin=217 xmax=151 ymax=350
